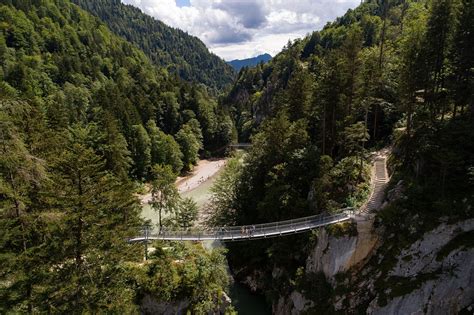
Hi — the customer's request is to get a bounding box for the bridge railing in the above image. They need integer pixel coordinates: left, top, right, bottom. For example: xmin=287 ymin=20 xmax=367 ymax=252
xmin=134 ymin=208 xmax=354 ymax=241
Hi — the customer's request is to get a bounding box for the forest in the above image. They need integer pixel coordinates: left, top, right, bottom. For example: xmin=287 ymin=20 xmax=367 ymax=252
xmin=0 ymin=0 xmax=233 ymax=312
xmin=72 ymin=0 xmax=236 ymax=93
xmin=218 ymin=0 xmax=473 ymax=310
xmin=1 ymin=0 xmax=473 ymax=313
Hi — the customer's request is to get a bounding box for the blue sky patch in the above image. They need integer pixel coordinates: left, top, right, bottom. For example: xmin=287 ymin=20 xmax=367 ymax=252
xmin=176 ymin=0 xmax=190 ymax=7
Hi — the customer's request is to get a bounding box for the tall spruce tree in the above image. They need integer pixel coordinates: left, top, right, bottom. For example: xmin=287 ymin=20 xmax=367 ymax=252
xmin=424 ymin=0 xmax=456 ymax=120
xmin=450 ymin=0 xmax=474 ymax=119
xmin=48 ymin=125 xmax=140 ymax=312
xmin=0 ymin=101 xmax=48 ymax=312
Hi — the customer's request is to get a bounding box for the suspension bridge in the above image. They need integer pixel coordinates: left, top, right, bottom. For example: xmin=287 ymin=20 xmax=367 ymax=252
xmin=129 ymin=210 xmax=354 ymax=242
xmin=129 ymin=150 xmax=389 ymax=243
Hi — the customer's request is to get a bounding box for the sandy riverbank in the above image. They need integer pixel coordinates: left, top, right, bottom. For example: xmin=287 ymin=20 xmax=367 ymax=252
xmin=140 ymin=158 xmax=227 ymax=205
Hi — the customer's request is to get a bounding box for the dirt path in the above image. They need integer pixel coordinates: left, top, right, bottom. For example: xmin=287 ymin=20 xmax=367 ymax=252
xmin=139 ymin=158 xmax=227 ymax=204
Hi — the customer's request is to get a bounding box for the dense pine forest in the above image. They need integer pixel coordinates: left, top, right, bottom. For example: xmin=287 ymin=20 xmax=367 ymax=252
xmin=1 ymin=0 xmax=473 ymax=313
xmin=72 ymin=0 xmax=236 ymax=92
xmin=0 ymin=0 xmax=232 ymax=312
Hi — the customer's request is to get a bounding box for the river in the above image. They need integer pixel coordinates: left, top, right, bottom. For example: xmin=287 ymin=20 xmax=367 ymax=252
xmin=140 ymin=159 xmax=270 ymax=314
xmin=230 ymin=283 xmax=271 ymax=314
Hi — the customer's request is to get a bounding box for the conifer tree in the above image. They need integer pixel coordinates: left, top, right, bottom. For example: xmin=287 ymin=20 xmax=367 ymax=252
xmin=0 ymin=101 xmax=48 ymax=312
xmin=175 ymin=197 xmax=199 ymax=229
xmin=285 ymin=66 xmax=312 ymax=121
xmin=398 ymin=3 xmax=428 ymax=135
xmin=101 ymin=113 xmax=132 ymax=178
xmin=340 ymin=25 xmax=363 ymax=120
xmin=48 ymin=125 xmax=140 ymax=312
xmin=424 ymin=0 xmax=456 ymax=119
xmin=450 ymin=0 xmax=474 ymax=119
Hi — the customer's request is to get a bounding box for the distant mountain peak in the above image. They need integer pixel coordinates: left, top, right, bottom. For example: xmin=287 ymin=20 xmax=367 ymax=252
xmin=228 ymin=53 xmax=272 ymax=71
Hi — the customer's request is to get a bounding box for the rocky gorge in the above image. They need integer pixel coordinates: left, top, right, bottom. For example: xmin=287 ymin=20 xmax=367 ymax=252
xmin=273 ymin=180 xmax=474 ymax=314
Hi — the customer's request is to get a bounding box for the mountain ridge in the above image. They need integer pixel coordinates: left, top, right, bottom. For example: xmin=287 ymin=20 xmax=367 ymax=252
xmin=72 ymin=0 xmax=236 ymax=92
xmin=228 ymin=53 xmax=272 ymax=71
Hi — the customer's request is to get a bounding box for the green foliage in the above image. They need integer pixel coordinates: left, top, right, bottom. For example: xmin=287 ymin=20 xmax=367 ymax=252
xmin=0 ymin=1 xmax=234 ymax=311
xmin=175 ymin=197 xmax=199 ymax=230
xmin=329 ymin=156 xmax=371 ymax=208
xmin=450 ymin=0 xmax=474 ymax=119
xmin=295 ymin=271 xmax=335 ymax=314
xmin=72 ymin=0 xmax=235 ymax=92
xmin=46 ymin=126 xmax=142 ymax=311
xmin=149 ymin=164 xmax=179 ymax=229
xmin=223 ymin=0 xmax=474 ymax=310
xmin=101 ymin=113 xmax=133 ymax=178
xmin=129 ymin=242 xmax=231 ymax=313
xmin=325 ymin=221 xmax=358 ymax=238
xmin=0 ymin=100 xmax=143 ymax=312
xmin=0 ymin=100 xmax=49 ymax=313
xmin=175 ymin=122 xmax=203 ymax=171
xmin=371 ymin=118 xmax=473 ymax=313
xmin=0 ymin=0 xmax=234 ymax=181
xmin=344 ymin=122 xmax=369 ymax=155
xmin=146 ymin=120 xmax=183 ymax=174
xmin=207 ymin=154 xmax=244 ymax=227
xmin=130 ymin=124 xmax=151 ymax=180
xmin=235 ymin=113 xmax=319 ymax=223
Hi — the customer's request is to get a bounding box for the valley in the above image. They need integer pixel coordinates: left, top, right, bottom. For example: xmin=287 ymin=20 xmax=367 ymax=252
xmin=1 ymin=0 xmax=473 ymax=314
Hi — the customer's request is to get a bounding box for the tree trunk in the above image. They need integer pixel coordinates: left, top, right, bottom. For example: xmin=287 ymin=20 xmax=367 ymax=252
xmin=407 ymin=97 xmax=413 ymax=137
xmin=373 ymin=104 xmax=378 ymax=141
xmin=76 ymin=173 xmax=83 ymax=269
xmin=364 ymin=106 xmax=369 ymax=146
xmin=331 ymin=104 xmax=336 ymax=157
xmin=75 ymin=217 xmax=83 ymax=267
xmin=322 ymin=103 xmax=326 ymax=155
xmin=159 ymin=207 xmax=162 ymax=229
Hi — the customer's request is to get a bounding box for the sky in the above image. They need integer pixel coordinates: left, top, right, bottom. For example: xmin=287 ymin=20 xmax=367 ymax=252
xmin=121 ymin=0 xmax=361 ymax=61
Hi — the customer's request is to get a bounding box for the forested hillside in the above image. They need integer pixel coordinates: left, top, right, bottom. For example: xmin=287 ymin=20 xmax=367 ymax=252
xmin=1 ymin=0 xmax=235 ymax=178
xmin=1 ymin=0 xmax=472 ymax=312
xmin=219 ymin=0 xmax=474 ymax=311
xmin=0 ymin=0 xmax=232 ymax=312
xmin=72 ymin=0 xmax=236 ymax=92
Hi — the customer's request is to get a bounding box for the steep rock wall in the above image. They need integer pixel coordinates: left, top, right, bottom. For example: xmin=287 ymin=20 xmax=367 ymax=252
xmin=367 ymin=219 xmax=474 ymax=315
xmin=274 ymin=218 xmax=474 ymax=314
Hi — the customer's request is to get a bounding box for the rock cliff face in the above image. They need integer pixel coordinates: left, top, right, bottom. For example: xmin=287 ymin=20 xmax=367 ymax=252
xmin=141 ymin=295 xmax=190 ymax=315
xmin=141 ymin=291 xmax=232 ymax=314
xmin=367 ymin=219 xmax=474 ymax=315
xmin=275 ymin=216 xmax=474 ymax=314
xmin=272 ymin=162 xmax=473 ymax=314
xmin=306 ymin=216 xmax=379 ymax=279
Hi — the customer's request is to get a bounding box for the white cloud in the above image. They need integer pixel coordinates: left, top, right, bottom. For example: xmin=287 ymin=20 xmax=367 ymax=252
xmin=121 ymin=0 xmax=360 ymax=60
